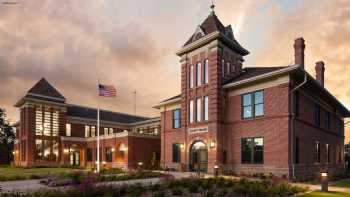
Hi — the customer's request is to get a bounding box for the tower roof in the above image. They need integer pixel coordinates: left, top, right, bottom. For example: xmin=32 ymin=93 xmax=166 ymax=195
xmin=27 ymin=78 xmax=65 ymax=100
xmin=182 ymin=12 xmax=249 ymax=56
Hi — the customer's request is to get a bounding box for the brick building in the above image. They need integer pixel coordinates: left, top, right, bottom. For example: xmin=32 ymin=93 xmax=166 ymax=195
xmin=156 ymin=9 xmax=350 ymax=179
xmin=13 ymin=78 xmax=160 ymax=169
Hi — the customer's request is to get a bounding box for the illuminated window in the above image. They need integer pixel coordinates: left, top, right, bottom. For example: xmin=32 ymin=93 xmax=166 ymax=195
xmin=105 ymin=147 xmax=113 ymax=162
xmin=66 ymin=124 xmax=71 ymax=137
xmin=222 ymin=59 xmax=225 ymax=77
xmin=35 ymin=107 xmax=43 ymax=135
xmin=109 ymin=128 xmax=113 ymax=135
xmin=91 ymin=126 xmax=96 ymax=137
xmin=85 ymin=126 xmax=90 ymax=138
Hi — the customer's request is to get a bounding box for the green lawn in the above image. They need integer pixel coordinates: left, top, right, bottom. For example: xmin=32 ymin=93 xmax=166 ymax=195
xmin=300 ymin=191 xmax=350 ymax=197
xmin=0 ymin=166 xmax=77 ymax=181
xmin=331 ymin=179 xmax=350 ymax=188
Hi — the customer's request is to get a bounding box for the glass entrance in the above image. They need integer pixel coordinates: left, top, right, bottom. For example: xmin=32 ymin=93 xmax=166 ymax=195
xmin=189 ymin=141 xmax=208 ymax=172
xmin=69 ymin=145 xmax=80 ymax=166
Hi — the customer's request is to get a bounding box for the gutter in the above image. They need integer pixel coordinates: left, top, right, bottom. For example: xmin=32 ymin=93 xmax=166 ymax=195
xmin=290 ymin=73 xmax=307 ymax=180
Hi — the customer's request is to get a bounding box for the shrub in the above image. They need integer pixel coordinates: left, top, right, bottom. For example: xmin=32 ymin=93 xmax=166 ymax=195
xmin=99 ymin=168 xmax=124 ymax=175
xmin=151 ymin=191 xmax=165 ymax=197
xmin=188 ymin=183 xmax=199 ymax=193
xmin=171 ymin=188 xmax=183 ymax=196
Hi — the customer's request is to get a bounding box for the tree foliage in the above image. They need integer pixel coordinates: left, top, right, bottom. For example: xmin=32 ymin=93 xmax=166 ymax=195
xmin=0 ymin=108 xmax=15 ymax=164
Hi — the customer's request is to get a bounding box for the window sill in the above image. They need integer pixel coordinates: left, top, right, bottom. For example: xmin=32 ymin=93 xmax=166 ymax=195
xmin=241 ymin=115 xmax=265 ymax=121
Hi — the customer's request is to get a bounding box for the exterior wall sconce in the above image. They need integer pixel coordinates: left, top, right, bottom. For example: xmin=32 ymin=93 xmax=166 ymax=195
xmin=321 ymin=172 xmax=328 ymax=192
xmin=180 ymin=143 xmax=185 ymax=149
xmin=214 ymin=164 xmax=219 ymax=177
xmin=138 ymin=161 xmax=143 ymax=166
xmin=63 ymin=149 xmax=69 ymax=153
xmin=111 ymin=148 xmax=115 ymax=152
xmin=102 ymin=161 xmax=106 ymax=165
xmin=210 ymin=140 xmax=216 ymax=148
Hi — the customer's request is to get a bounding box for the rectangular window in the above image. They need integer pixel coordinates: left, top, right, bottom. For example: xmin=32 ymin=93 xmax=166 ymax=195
xmin=242 ymin=90 xmax=264 ymax=119
xmin=314 ymin=104 xmax=321 ymax=126
xmin=85 ymin=126 xmax=90 ymax=138
xmin=337 ymin=119 xmax=344 ymax=136
xmin=66 ymin=124 xmax=71 ymax=137
xmin=52 ymin=110 xmax=59 ymax=136
xmin=222 ymin=59 xmax=225 ymax=77
xmin=104 ymin=128 xmax=108 ymax=136
xmin=91 ymin=126 xmax=96 ymax=137
xmin=226 ymin=62 xmax=231 ymax=74
xmin=204 ymin=59 xmax=209 ymax=84
xmin=295 ymin=137 xmax=300 ymax=164
xmin=326 ymin=144 xmax=331 ymax=163
xmin=172 ymin=109 xmax=181 ymax=129
xmin=105 ymin=147 xmax=113 ymax=162
xmin=241 ymin=137 xmax=264 ymax=164
xmin=52 ymin=140 xmax=59 ymax=161
xmin=196 ymin=98 xmax=201 ymax=122
xmin=315 ymin=141 xmax=320 ymax=163
xmin=196 ymin=62 xmax=201 ymax=86
xmin=172 ymin=143 xmax=181 ymax=163
xmin=43 ymin=109 xmax=51 ymax=136
xmin=43 ymin=140 xmax=51 ymax=161
xmin=35 ymin=107 xmax=43 ymax=135
xmin=189 ymin=100 xmax=194 ymax=123
xmin=325 ymin=111 xmax=331 ymax=129
xmin=35 ymin=139 xmax=43 ymax=161
xmin=204 ymin=96 xmax=209 ymax=121
xmin=189 ymin=65 xmax=194 ymax=88
xmin=87 ymin=148 xmax=93 ymax=162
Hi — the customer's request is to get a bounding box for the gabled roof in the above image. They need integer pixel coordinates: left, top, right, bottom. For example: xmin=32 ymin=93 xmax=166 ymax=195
xmin=67 ymin=105 xmax=152 ymax=124
xmin=26 ymin=78 xmax=65 ymax=101
xmin=183 ymin=13 xmax=249 ymax=56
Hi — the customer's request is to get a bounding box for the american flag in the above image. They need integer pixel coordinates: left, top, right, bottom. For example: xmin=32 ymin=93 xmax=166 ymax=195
xmin=98 ymin=84 xmax=116 ymax=97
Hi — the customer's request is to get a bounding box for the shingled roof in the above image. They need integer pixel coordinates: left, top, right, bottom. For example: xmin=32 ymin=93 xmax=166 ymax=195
xmin=67 ymin=105 xmax=152 ymax=124
xmin=20 ymin=78 xmax=65 ymax=103
xmin=183 ymin=13 xmax=249 ymax=56
xmin=223 ymin=67 xmax=289 ymax=85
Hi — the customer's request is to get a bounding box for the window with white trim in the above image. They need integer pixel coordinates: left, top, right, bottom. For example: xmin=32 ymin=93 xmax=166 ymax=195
xmin=204 ymin=96 xmax=209 ymax=121
xmin=196 ymin=62 xmax=201 ymax=86
xmin=204 ymin=59 xmax=209 ymax=84
xmin=189 ymin=65 xmax=194 ymax=88
xmin=189 ymin=100 xmax=194 ymax=123
xmin=196 ymin=98 xmax=201 ymax=122
xmin=66 ymin=124 xmax=71 ymax=137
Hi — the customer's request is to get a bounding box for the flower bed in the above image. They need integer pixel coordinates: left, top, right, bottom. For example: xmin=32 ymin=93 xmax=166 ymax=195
xmin=4 ymin=176 xmax=307 ymax=197
xmin=39 ymin=170 xmax=164 ymax=187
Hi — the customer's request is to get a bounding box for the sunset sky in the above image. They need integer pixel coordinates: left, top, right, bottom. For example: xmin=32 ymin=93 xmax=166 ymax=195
xmin=1 ymin=0 xmax=350 ymax=140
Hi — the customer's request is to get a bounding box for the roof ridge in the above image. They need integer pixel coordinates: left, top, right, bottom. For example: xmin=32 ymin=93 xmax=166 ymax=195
xmin=67 ymin=104 xmax=151 ymax=119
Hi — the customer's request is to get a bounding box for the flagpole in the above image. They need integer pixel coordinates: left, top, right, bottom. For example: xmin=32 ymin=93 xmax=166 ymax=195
xmin=97 ymin=79 xmax=100 ymax=173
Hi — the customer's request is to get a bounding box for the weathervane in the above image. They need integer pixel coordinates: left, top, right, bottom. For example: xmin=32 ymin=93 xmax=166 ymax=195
xmin=210 ymin=0 xmax=215 ymax=15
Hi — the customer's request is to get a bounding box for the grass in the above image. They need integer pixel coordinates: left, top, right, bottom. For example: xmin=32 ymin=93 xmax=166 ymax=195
xmin=0 ymin=166 xmax=77 ymax=181
xmin=300 ymin=191 xmax=350 ymax=197
xmin=331 ymin=179 xmax=350 ymax=188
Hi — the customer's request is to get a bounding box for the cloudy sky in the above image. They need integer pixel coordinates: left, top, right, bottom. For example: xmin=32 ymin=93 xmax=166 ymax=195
xmin=1 ymin=0 xmax=350 ymax=136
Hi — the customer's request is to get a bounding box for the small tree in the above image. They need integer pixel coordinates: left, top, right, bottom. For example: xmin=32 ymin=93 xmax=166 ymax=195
xmin=0 ymin=108 xmax=15 ymax=164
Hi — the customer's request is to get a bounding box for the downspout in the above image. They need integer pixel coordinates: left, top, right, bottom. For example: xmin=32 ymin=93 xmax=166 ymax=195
xmin=290 ymin=73 xmax=307 ymax=180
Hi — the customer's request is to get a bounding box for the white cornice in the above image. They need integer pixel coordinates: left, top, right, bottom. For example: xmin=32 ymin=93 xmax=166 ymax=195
xmin=223 ymin=65 xmax=300 ymax=89
xmin=60 ymin=131 xmax=160 ymax=142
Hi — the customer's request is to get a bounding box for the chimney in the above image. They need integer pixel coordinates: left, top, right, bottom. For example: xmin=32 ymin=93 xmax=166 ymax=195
xmin=315 ymin=61 xmax=325 ymax=87
xmin=294 ymin=37 xmax=305 ymax=69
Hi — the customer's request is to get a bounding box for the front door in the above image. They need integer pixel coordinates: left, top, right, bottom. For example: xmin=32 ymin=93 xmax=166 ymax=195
xmin=189 ymin=141 xmax=208 ymax=172
xmin=69 ymin=145 xmax=80 ymax=166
